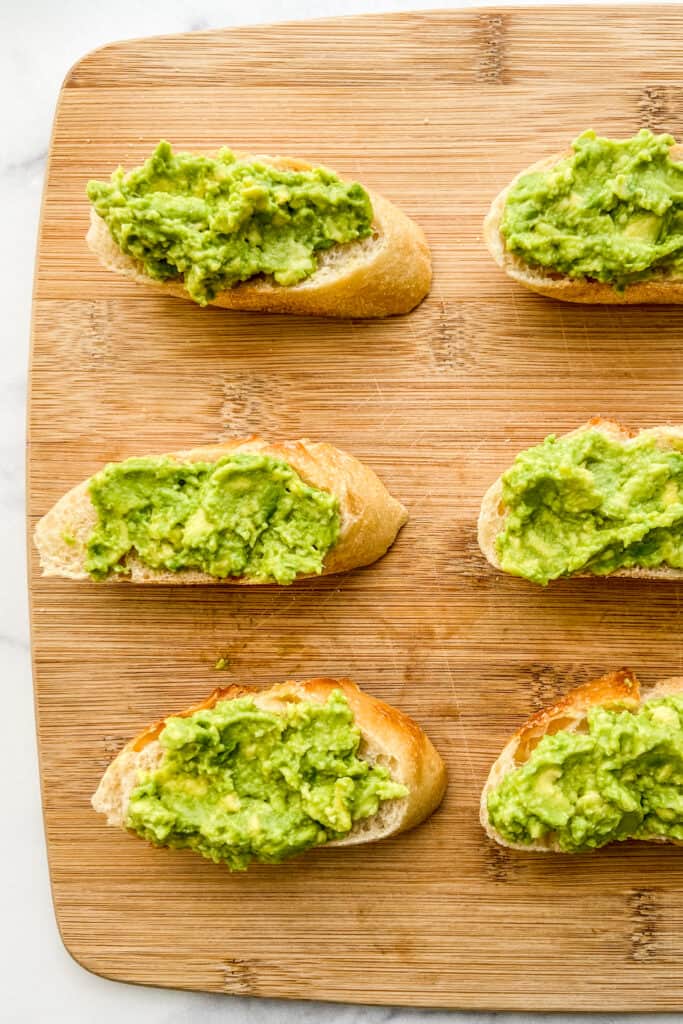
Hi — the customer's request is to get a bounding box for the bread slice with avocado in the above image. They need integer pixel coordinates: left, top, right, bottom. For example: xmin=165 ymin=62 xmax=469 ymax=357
xmin=478 ymin=417 xmax=683 ymax=585
xmin=86 ymin=142 xmax=431 ymax=318
xmin=481 ymin=669 xmax=683 ymax=852
xmin=92 ymin=677 xmax=447 ymax=870
xmin=484 ymin=129 xmax=683 ymax=303
xmin=34 ymin=437 xmax=407 ymax=584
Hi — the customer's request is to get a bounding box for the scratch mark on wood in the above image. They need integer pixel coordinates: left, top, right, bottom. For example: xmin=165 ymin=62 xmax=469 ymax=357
xmin=628 ymin=889 xmax=659 ymax=963
xmin=486 ymin=841 xmax=513 ymax=884
xmin=526 ymin=663 xmax=590 ymax=713
xmin=221 ymin=958 xmax=256 ymax=994
xmin=221 ymin=374 xmax=283 ymax=437
xmin=444 ymin=652 xmax=477 ymax=789
xmin=102 ymin=734 xmax=126 ymax=755
xmin=637 ymin=86 xmax=670 ymax=133
xmin=476 ymin=14 xmax=508 ymax=84
xmin=430 ymin=303 xmax=473 ymax=374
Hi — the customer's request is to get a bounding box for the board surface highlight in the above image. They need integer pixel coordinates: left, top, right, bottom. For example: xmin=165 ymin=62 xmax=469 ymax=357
xmin=28 ymin=6 xmax=683 ymax=1009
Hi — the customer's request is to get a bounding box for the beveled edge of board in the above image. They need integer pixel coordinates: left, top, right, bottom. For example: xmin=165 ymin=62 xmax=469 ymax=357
xmin=56 ymin=4 xmax=682 ymax=91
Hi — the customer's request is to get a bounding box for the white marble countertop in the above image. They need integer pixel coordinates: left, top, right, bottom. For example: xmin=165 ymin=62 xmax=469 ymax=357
xmin=4 ymin=0 xmax=681 ymax=1020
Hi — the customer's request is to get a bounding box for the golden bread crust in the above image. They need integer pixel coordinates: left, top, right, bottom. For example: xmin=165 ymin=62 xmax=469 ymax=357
xmin=484 ymin=144 xmax=683 ymax=303
xmin=91 ymin=677 xmax=447 ymax=853
xmin=86 ymin=154 xmax=432 ymax=318
xmin=33 ymin=436 xmax=407 ymax=583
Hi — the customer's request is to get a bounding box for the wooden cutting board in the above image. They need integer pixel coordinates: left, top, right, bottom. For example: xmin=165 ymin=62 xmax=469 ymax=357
xmin=28 ymin=6 xmax=683 ymax=1010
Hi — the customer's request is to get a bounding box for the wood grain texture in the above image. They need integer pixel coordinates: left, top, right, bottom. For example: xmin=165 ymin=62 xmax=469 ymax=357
xmin=27 ymin=6 xmax=683 ymax=1010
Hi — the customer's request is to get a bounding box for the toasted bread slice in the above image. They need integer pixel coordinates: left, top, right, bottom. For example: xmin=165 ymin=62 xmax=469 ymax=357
xmin=478 ymin=417 xmax=683 ymax=582
xmin=480 ymin=669 xmax=683 ymax=851
xmin=92 ymin=676 xmax=447 ymax=858
xmin=34 ymin=437 xmax=407 ymax=583
xmin=484 ymin=143 xmax=683 ymax=303
xmin=87 ymin=154 xmax=431 ymax=318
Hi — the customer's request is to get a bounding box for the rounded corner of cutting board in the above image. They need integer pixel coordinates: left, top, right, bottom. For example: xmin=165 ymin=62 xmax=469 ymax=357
xmin=59 ymin=38 xmax=132 ymax=93
xmin=51 ymin=911 xmax=116 ymax=985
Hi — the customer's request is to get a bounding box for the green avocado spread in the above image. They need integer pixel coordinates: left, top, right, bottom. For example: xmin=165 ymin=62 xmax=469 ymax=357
xmin=87 ymin=141 xmax=373 ymax=305
xmin=487 ymin=692 xmax=683 ymax=852
xmin=501 ymin=129 xmax=683 ymax=289
xmin=126 ymin=690 xmax=408 ymax=870
xmin=84 ymin=452 xmax=340 ymax=584
xmin=496 ymin=428 xmax=683 ymax=585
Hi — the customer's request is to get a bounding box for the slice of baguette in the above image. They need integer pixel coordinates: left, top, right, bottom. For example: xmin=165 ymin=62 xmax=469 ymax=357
xmin=34 ymin=436 xmax=407 ymax=583
xmin=87 ymin=154 xmax=432 ymax=318
xmin=478 ymin=417 xmax=683 ymax=582
xmin=92 ymin=676 xmax=447 ymax=857
xmin=484 ymin=143 xmax=683 ymax=303
xmin=480 ymin=669 xmax=683 ymax=852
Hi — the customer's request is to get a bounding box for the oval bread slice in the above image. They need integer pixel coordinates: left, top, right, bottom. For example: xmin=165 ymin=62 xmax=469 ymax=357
xmin=92 ymin=676 xmax=447 ymax=854
xmin=478 ymin=417 xmax=683 ymax=582
xmin=480 ymin=669 xmax=683 ymax=851
xmin=484 ymin=143 xmax=683 ymax=303
xmin=87 ymin=154 xmax=432 ymax=318
xmin=34 ymin=436 xmax=408 ymax=583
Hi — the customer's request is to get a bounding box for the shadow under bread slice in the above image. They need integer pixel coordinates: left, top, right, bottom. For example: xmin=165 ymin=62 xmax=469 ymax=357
xmin=34 ymin=437 xmax=407 ymax=584
xmin=92 ymin=677 xmax=447 ymax=871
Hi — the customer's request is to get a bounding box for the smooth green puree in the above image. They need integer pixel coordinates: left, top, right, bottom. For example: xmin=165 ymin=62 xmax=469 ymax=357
xmin=87 ymin=141 xmax=373 ymax=305
xmin=127 ymin=690 xmax=407 ymax=870
xmin=502 ymin=129 xmax=683 ymax=288
xmin=487 ymin=694 xmax=683 ymax=851
xmin=496 ymin=429 xmax=683 ymax=585
xmin=85 ymin=452 xmax=340 ymax=584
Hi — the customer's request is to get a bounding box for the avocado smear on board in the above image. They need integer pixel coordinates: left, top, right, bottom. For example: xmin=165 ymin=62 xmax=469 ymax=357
xmin=501 ymin=129 xmax=683 ymax=289
xmin=126 ymin=690 xmax=408 ymax=870
xmin=487 ymin=693 xmax=683 ymax=851
xmin=87 ymin=141 xmax=374 ymax=305
xmin=85 ymin=452 xmax=340 ymax=584
xmin=496 ymin=429 xmax=683 ymax=585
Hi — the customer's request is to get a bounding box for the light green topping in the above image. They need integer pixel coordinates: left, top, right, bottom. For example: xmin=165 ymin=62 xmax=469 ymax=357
xmin=487 ymin=694 xmax=683 ymax=852
xmin=85 ymin=452 xmax=340 ymax=584
xmin=502 ymin=129 xmax=683 ymax=289
xmin=87 ymin=141 xmax=373 ymax=305
xmin=496 ymin=428 xmax=683 ymax=585
xmin=127 ymin=690 xmax=408 ymax=870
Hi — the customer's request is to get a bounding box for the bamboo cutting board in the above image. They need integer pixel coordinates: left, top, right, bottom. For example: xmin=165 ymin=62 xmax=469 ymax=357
xmin=27 ymin=6 xmax=683 ymax=1010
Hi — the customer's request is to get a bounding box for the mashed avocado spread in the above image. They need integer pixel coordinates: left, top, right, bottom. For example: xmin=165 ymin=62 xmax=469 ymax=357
xmin=487 ymin=693 xmax=683 ymax=851
xmin=501 ymin=129 xmax=683 ymax=289
xmin=126 ymin=690 xmax=408 ymax=869
xmin=85 ymin=452 xmax=340 ymax=583
xmin=87 ymin=141 xmax=373 ymax=305
xmin=496 ymin=429 xmax=683 ymax=585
